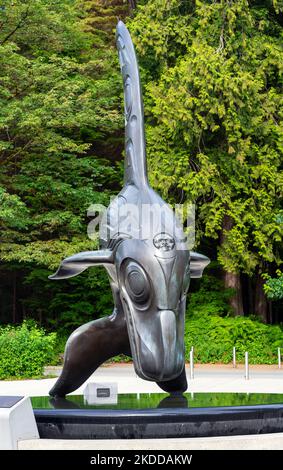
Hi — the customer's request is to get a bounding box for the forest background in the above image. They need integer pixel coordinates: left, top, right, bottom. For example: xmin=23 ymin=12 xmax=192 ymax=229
xmin=0 ymin=0 xmax=282 ymax=375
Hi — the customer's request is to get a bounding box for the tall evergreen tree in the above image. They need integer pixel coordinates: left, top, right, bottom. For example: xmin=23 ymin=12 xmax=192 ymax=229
xmin=129 ymin=0 xmax=283 ymax=321
xmin=82 ymin=0 xmax=130 ymax=37
xmin=0 ymin=0 xmax=124 ymax=327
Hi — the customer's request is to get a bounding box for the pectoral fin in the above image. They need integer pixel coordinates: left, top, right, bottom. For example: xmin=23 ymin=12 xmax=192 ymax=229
xmin=49 ymin=250 xmax=114 ymax=280
xmin=190 ymin=251 xmax=210 ymax=278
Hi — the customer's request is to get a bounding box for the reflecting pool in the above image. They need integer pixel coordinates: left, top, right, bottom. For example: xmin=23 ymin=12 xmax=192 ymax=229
xmin=31 ymin=392 xmax=283 ymax=410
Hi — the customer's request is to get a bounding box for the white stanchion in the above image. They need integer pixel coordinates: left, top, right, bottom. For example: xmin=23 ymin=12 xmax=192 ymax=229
xmin=190 ymin=349 xmax=194 ymax=380
xmin=245 ymin=352 xmax=249 ymax=380
xmin=233 ymin=346 xmax=236 ymax=368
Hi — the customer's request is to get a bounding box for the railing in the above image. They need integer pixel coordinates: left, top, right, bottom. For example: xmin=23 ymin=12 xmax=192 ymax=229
xmin=188 ymin=345 xmax=282 ymax=380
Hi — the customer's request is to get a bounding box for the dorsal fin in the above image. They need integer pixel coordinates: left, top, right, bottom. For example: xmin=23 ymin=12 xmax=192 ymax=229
xmin=116 ymin=21 xmax=148 ymax=188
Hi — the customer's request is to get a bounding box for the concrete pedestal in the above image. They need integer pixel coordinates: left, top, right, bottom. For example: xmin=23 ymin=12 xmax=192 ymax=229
xmin=0 ymin=396 xmax=39 ymax=449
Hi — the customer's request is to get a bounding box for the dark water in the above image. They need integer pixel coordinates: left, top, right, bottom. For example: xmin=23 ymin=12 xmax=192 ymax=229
xmin=31 ymin=392 xmax=283 ymax=410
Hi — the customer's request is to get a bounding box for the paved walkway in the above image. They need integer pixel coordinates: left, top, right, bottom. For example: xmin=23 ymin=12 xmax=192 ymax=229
xmin=1 ymin=364 xmax=282 ymax=450
xmin=18 ymin=433 xmax=283 ymax=450
xmin=1 ymin=363 xmax=282 ymax=396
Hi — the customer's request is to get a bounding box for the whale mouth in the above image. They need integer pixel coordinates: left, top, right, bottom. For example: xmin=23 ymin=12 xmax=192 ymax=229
xmin=128 ymin=309 xmax=184 ymax=383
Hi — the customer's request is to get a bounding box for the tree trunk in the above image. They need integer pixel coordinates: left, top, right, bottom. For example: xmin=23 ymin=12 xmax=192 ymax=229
xmin=12 ymin=272 xmax=17 ymax=323
xmin=22 ymin=304 xmax=26 ymax=321
xmin=254 ymin=271 xmax=268 ymax=323
xmin=247 ymin=276 xmax=254 ymax=315
xmin=221 ymin=214 xmax=244 ymax=316
xmin=128 ymin=0 xmax=137 ymax=10
xmin=38 ymin=308 xmax=42 ymax=326
xmin=268 ymin=300 xmax=273 ymax=324
xmin=223 ymin=270 xmax=244 ymax=316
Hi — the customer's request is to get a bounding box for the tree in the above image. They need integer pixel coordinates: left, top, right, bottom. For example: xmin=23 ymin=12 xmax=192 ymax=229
xmin=128 ymin=0 xmax=283 ymax=320
xmin=82 ymin=0 xmax=131 ymax=38
xmin=0 ymin=0 xmax=124 ymax=328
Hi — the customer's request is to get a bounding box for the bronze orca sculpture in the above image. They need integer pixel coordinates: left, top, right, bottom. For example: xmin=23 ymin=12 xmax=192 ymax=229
xmin=49 ymin=21 xmax=209 ymax=397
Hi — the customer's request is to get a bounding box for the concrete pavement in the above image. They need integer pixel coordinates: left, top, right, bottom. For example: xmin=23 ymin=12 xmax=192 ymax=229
xmin=18 ymin=433 xmax=283 ymax=450
xmin=1 ymin=363 xmax=282 ymax=396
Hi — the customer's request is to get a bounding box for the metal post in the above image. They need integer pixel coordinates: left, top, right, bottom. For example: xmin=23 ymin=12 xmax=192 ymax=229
xmin=233 ymin=346 xmax=236 ymax=368
xmin=190 ymin=349 xmax=194 ymax=380
xmin=278 ymin=348 xmax=281 ymax=369
xmin=245 ymin=351 xmax=249 ymax=380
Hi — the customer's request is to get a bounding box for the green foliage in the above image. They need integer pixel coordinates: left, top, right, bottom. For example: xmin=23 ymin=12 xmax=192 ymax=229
xmin=106 ymin=354 xmax=132 ymax=364
xmin=0 ymin=0 xmax=122 ymax=256
xmin=185 ymin=313 xmax=283 ymax=364
xmin=16 ymin=266 xmax=113 ymax=336
xmin=188 ymin=274 xmax=235 ymax=317
xmin=81 ymin=0 xmax=130 ymax=39
xmin=0 ymin=0 xmax=282 ymax=334
xmin=263 ymin=270 xmax=283 ymax=300
xmin=0 ymin=0 xmax=124 ymax=327
xmin=129 ymin=0 xmax=283 ymax=276
xmin=185 ymin=273 xmax=283 ymax=363
xmin=0 ymin=186 xmax=29 ymax=230
xmin=0 ymin=320 xmax=56 ymax=378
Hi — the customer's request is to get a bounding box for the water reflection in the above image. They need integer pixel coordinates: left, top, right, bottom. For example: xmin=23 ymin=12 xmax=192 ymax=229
xmin=157 ymin=392 xmax=188 ymax=409
xmin=31 ymin=392 xmax=283 ymax=411
xmin=49 ymin=393 xmax=188 ymax=410
xmin=49 ymin=397 xmax=81 ymax=409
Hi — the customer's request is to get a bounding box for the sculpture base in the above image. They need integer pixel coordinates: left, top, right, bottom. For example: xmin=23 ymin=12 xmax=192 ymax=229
xmin=32 ymin=392 xmax=283 ymax=440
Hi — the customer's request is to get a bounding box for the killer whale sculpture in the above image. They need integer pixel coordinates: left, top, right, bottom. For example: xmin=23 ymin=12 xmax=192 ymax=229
xmin=49 ymin=21 xmax=209 ymax=397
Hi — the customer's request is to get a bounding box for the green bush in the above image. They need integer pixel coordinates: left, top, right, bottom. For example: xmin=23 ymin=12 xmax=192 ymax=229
xmin=184 ymin=273 xmax=283 ymax=364
xmin=0 ymin=321 xmax=56 ymax=379
xmin=187 ymin=274 xmax=234 ymax=317
xmin=185 ymin=314 xmax=283 ymax=364
xmin=263 ymin=271 xmax=283 ymax=301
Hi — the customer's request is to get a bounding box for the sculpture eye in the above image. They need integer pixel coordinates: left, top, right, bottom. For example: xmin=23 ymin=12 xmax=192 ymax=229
xmin=124 ymin=261 xmax=151 ymax=305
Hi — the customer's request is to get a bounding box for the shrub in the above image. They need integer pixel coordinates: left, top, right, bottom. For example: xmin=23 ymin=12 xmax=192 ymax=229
xmin=185 ymin=314 xmax=283 ymax=364
xmin=185 ymin=273 xmax=283 ymax=364
xmin=187 ymin=274 xmax=234 ymax=317
xmin=0 ymin=321 xmax=56 ymax=379
xmin=263 ymin=271 xmax=283 ymax=301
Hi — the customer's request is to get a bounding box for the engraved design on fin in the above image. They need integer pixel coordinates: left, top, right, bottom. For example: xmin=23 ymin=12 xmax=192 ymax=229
xmin=116 ymin=21 xmax=148 ymax=188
